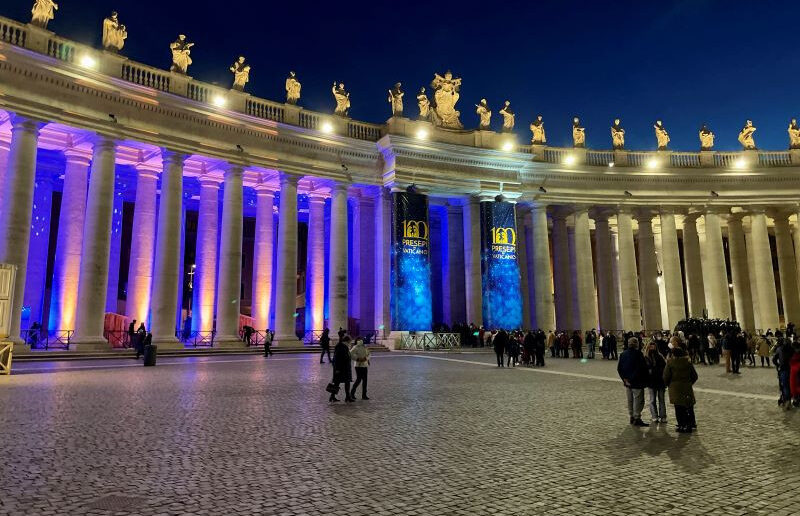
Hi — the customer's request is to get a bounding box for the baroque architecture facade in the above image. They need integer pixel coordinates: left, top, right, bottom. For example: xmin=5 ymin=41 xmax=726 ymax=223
xmin=2 ymin=11 xmax=800 ymax=352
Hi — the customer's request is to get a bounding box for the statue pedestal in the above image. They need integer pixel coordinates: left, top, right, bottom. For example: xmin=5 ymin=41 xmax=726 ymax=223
xmin=656 ymin=150 xmax=672 ymax=167
xmin=742 ymin=149 xmax=759 ymax=168
xmin=284 ymin=103 xmax=302 ymax=126
xmin=24 ymin=24 xmax=53 ymax=55
xmin=572 ymin=147 xmax=587 ymax=165
xmin=168 ymin=72 xmax=191 ymax=97
xmin=790 ymin=149 xmax=800 ymax=165
xmin=613 ymin=149 xmax=628 ymax=167
xmin=531 ymin=144 xmax=547 ymax=161
xmin=700 ymin=150 xmax=715 ymax=167
xmin=100 ymin=51 xmax=128 ymax=79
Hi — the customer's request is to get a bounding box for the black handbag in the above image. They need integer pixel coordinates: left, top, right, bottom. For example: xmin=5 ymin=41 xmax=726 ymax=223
xmin=326 ymin=382 xmax=339 ymax=394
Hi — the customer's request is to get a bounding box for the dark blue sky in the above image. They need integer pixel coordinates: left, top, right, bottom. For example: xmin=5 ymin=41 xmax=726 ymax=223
xmin=4 ymin=0 xmax=799 ymax=150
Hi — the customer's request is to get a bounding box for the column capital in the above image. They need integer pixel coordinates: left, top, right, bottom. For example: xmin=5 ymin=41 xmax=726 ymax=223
xmin=160 ymin=148 xmax=187 ymax=166
xmin=330 ymin=181 xmax=348 ymax=194
xmin=633 ymin=209 xmax=655 ymax=224
xmin=221 ymin=163 xmax=244 ymax=178
xmin=254 ymin=182 xmax=275 ymax=196
xmin=8 ymin=113 xmax=46 ymax=135
xmin=307 ymin=192 xmax=327 ymax=205
xmin=90 ymin=134 xmax=118 ymax=151
xmin=197 ymin=173 xmax=222 ymax=189
xmin=767 ymin=208 xmax=794 ymax=221
xmin=279 ymin=172 xmax=300 ymax=187
xmin=63 ymin=147 xmax=93 ymax=167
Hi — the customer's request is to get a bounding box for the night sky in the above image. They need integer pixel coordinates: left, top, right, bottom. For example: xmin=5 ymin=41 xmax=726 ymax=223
xmin=4 ymin=0 xmax=799 ymax=151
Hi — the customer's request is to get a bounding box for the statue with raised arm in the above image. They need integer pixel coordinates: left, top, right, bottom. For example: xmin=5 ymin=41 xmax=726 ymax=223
xmin=499 ymin=101 xmax=515 ymax=133
xmin=388 ymin=82 xmax=404 ymax=117
xmin=475 ymin=99 xmax=491 ymax=130
xmin=699 ymin=124 xmax=714 ymax=150
xmin=416 ymin=87 xmax=430 ymax=120
xmin=170 ymin=35 xmax=194 ymax=75
xmin=285 ymin=71 xmax=301 ymax=105
xmin=611 ymin=118 xmax=625 ymax=149
xmin=789 ymin=119 xmax=800 ymax=149
xmin=654 ymin=120 xmax=670 ymax=150
xmin=332 ymin=82 xmax=350 ymax=117
xmin=530 ymin=115 xmax=546 ymax=144
xmin=31 ymin=0 xmax=58 ymax=29
xmin=572 ymin=117 xmax=585 ymax=148
xmin=430 ymin=70 xmax=463 ymax=129
xmin=229 ymin=56 xmax=250 ymax=91
xmin=738 ymin=119 xmax=756 ymax=150
xmin=102 ymin=11 xmax=127 ymax=52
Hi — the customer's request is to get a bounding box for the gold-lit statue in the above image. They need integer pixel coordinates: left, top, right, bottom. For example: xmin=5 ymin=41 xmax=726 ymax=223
xmin=530 ymin=115 xmax=546 ymax=144
xmin=572 ymin=117 xmax=585 ymax=148
xmin=170 ymin=35 xmax=194 ymax=75
xmin=738 ymin=120 xmax=756 ymax=150
xmin=611 ymin=118 xmax=625 ymax=149
xmin=416 ymin=87 xmax=430 ymax=120
xmin=285 ymin=71 xmax=301 ymax=105
xmin=699 ymin=124 xmax=714 ymax=151
xmin=388 ymin=82 xmax=404 ymax=117
xmin=475 ymin=99 xmax=491 ymax=130
xmin=430 ymin=71 xmax=463 ymax=129
xmin=30 ymin=0 xmax=58 ymax=29
xmin=788 ymin=119 xmax=800 ymax=149
xmin=229 ymin=57 xmax=250 ymax=91
xmin=102 ymin=11 xmax=127 ymax=52
xmin=332 ymin=82 xmax=350 ymax=117
xmin=654 ymin=120 xmax=670 ymax=150
xmin=499 ymin=100 xmax=515 ymax=133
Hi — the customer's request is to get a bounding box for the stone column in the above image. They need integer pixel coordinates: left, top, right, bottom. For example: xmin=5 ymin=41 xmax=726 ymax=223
xmin=72 ymin=137 xmax=117 ymax=350
xmin=773 ymin=212 xmax=800 ymax=325
xmin=744 ymin=223 xmax=762 ymax=330
xmin=0 ymin=115 xmax=43 ymax=345
xmin=516 ymin=206 xmax=532 ymax=329
xmin=702 ymin=211 xmax=731 ymax=319
xmin=616 ymin=211 xmax=641 ymax=331
xmin=215 ymin=166 xmax=244 ymax=345
xmin=251 ymin=182 xmax=274 ymax=331
xmin=551 ymin=211 xmax=572 ymax=330
xmin=593 ymin=212 xmax=618 ymax=331
xmin=191 ymin=174 xmax=220 ymax=334
xmin=274 ymin=173 xmax=299 ymax=342
xmin=659 ymin=212 xmax=686 ymax=330
xmin=358 ymin=195 xmax=376 ymax=331
xmin=462 ymin=197 xmax=482 ymax=327
xmin=105 ymin=178 xmax=124 ymax=314
xmin=636 ymin=213 xmax=663 ymax=331
xmin=727 ymin=216 xmax=755 ymax=331
xmin=125 ymin=164 xmax=159 ymax=326
xmin=373 ymin=187 xmax=391 ymax=334
xmin=49 ymin=148 xmax=90 ymax=332
xmin=529 ymin=205 xmax=555 ymax=331
xmin=0 ymin=138 xmax=10 ymax=218
xmin=573 ymin=208 xmax=597 ymax=332
xmin=682 ymin=214 xmax=706 ymax=317
xmin=305 ymin=193 xmax=326 ymax=332
xmin=328 ymin=182 xmax=349 ymax=334
xmin=23 ymin=169 xmax=55 ymax=329
xmin=347 ymin=194 xmax=360 ymax=326
xmin=749 ymin=212 xmax=780 ymax=331
xmin=444 ymin=203 xmax=465 ymax=326
xmin=149 ymin=150 xmax=185 ymax=348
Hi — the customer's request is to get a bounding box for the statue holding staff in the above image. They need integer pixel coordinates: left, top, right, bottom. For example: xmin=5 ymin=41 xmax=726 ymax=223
xmin=417 ymin=87 xmax=430 ymax=120
xmin=699 ymin=124 xmax=714 ymax=150
xmin=788 ymin=119 xmax=800 ymax=149
xmin=572 ymin=117 xmax=585 ymax=148
xmin=611 ymin=118 xmax=625 ymax=149
xmin=388 ymin=82 xmax=404 ymax=117
xmin=170 ymin=35 xmax=194 ymax=75
xmin=285 ymin=71 xmax=301 ymax=104
xmin=475 ymin=99 xmax=491 ymax=130
xmin=738 ymin=119 xmax=756 ymax=150
xmin=499 ymin=101 xmax=515 ymax=132
xmin=654 ymin=120 xmax=670 ymax=150
xmin=430 ymin=70 xmax=463 ymax=129
xmin=31 ymin=0 xmax=58 ymax=29
xmin=102 ymin=11 xmax=127 ymax=52
xmin=229 ymin=56 xmax=250 ymax=91
xmin=530 ymin=115 xmax=546 ymax=144
xmin=332 ymin=82 xmax=350 ymax=117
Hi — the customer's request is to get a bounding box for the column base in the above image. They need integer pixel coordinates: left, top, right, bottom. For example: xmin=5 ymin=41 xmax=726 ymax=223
xmin=272 ymin=334 xmax=301 ymax=346
xmin=215 ymin=336 xmax=246 ymax=348
xmin=69 ymin=337 xmax=111 ymax=352
xmin=5 ymin=337 xmax=31 ymax=354
xmin=151 ymin=335 xmax=184 ymax=351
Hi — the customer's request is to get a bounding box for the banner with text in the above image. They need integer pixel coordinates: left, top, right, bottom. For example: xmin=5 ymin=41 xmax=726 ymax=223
xmin=391 ymin=191 xmax=433 ymax=331
xmin=480 ymin=201 xmax=523 ymax=330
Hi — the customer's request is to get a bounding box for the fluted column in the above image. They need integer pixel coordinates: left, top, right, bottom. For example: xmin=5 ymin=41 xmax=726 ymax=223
xmin=616 ymin=211 xmax=641 ymax=330
xmin=530 ymin=205 xmax=555 ymax=331
xmin=71 ymin=137 xmax=117 ymax=350
xmin=522 ymin=210 xmax=536 ymax=328
xmin=727 ymin=216 xmax=755 ymax=331
xmin=551 ymin=211 xmax=572 ymax=330
xmin=149 ymin=150 xmax=185 ymax=347
xmin=517 ymin=206 xmax=532 ymax=329
xmin=305 ymin=194 xmax=326 ymax=332
xmin=23 ymin=170 xmax=55 ymax=328
xmin=215 ymin=166 xmax=244 ymax=345
xmin=125 ymin=165 xmax=159 ymax=326
xmin=772 ymin=212 xmax=800 ymax=325
xmin=374 ymin=187 xmax=391 ymax=333
xmin=682 ymin=214 xmax=706 ymax=317
xmin=702 ymin=211 xmax=731 ymax=319
xmin=573 ymin=208 xmax=597 ymax=332
xmin=593 ymin=212 xmax=617 ymax=331
xmin=462 ymin=197 xmax=482 ymax=326
xmin=749 ymin=212 xmax=779 ymax=331
xmin=251 ymin=182 xmax=274 ymax=331
xmin=49 ymin=148 xmax=90 ymax=333
xmin=192 ymin=174 xmax=220 ymax=333
xmin=328 ymin=182 xmax=349 ymax=334
xmin=636 ymin=213 xmax=663 ymax=330
xmin=274 ymin=173 xmax=299 ymax=342
xmin=659 ymin=212 xmax=685 ymax=330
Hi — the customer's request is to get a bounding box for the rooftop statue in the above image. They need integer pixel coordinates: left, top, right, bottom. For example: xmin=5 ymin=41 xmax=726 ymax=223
xmin=285 ymin=71 xmax=301 ymax=105
xmin=738 ymin=119 xmax=756 ymax=150
xmin=229 ymin=56 xmax=250 ymax=91
xmin=388 ymin=82 xmax=404 ymax=117
xmin=789 ymin=119 xmax=800 ymax=150
xmin=475 ymin=99 xmax=491 ymax=130
xmin=430 ymin=71 xmax=463 ymax=129
xmin=572 ymin=117 xmax=585 ymax=148
xmin=499 ymin=101 xmax=515 ymax=133
xmin=416 ymin=87 xmax=430 ymax=120
xmin=654 ymin=120 xmax=670 ymax=150
xmin=530 ymin=115 xmax=546 ymax=144
xmin=611 ymin=118 xmax=625 ymax=150
xmin=102 ymin=11 xmax=127 ymax=52
xmin=699 ymin=124 xmax=715 ymax=151
xmin=169 ymin=35 xmax=194 ymax=75
xmin=30 ymin=0 xmax=58 ymax=29
xmin=332 ymin=82 xmax=350 ymax=117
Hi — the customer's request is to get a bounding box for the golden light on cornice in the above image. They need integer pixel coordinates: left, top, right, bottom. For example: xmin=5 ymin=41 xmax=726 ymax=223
xmin=120 ymin=92 xmax=160 ymax=106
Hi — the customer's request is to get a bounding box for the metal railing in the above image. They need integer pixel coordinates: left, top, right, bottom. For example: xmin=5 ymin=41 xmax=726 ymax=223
xmin=0 ymin=17 xmax=26 ymax=46
xmin=398 ymin=332 xmax=460 ymax=351
xmin=240 ymin=329 xmax=272 ymax=347
xmin=177 ymin=330 xmax=215 ymax=347
xmin=21 ymin=329 xmax=72 ymax=350
xmin=104 ymin=330 xmax=131 ymax=349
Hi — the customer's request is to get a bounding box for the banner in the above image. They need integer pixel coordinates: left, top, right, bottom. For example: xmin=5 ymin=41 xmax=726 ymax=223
xmin=480 ymin=201 xmax=523 ymax=329
xmin=391 ymin=191 xmax=433 ymax=331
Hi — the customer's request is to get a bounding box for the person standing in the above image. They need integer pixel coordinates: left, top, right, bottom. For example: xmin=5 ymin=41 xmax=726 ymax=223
xmin=319 ymin=328 xmax=332 ymax=364
xmin=350 ymin=338 xmax=371 ymax=400
xmin=135 ymin=322 xmax=146 ymax=359
xmin=263 ymin=329 xmax=274 ymax=358
xmin=547 ymin=330 xmax=556 ymax=358
xmin=494 ymin=329 xmax=508 ymax=367
xmin=773 ymin=334 xmax=795 ymax=409
xmin=645 ymin=341 xmax=667 ymax=424
xmin=330 ymin=337 xmax=354 ymax=403
xmin=571 ymin=330 xmax=583 ymax=358
xmin=127 ymin=319 xmax=137 ymax=349
xmin=757 ymin=333 xmax=771 ymax=367
xmin=617 ymin=337 xmax=650 ymax=427
xmin=663 ymin=343 xmax=699 ymax=433
xmin=609 ymin=332 xmax=618 ymax=360
xmin=586 ymin=329 xmax=597 ymax=359
xmin=535 ymin=330 xmax=546 ymax=366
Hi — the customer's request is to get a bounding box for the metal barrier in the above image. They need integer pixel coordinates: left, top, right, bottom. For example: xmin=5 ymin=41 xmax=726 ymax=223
xmin=240 ymin=329 xmax=271 ymax=347
xmin=303 ymin=330 xmax=324 ymax=345
xmin=177 ymin=330 xmax=215 ymax=348
xmin=399 ymin=332 xmax=460 ymax=350
xmin=104 ymin=330 xmax=131 ymax=349
xmin=21 ymin=329 xmax=72 ymax=350
xmin=0 ymin=341 xmax=12 ymax=374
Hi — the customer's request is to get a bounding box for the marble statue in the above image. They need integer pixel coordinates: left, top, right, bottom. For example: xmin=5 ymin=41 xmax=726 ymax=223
xmin=285 ymin=71 xmax=301 ymax=105
xmin=654 ymin=120 xmax=670 ymax=150
xmin=611 ymin=118 xmax=625 ymax=149
xmin=699 ymin=124 xmax=715 ymax=150
xmin=169 ymin=35 xmax=194 ymax=75
xmin=229 ymin=57 xmax=250 ymax=91
xmin=789 ymin=119 xmax=800 ymax=149
xmin=475 ymin=99 xmax=491 ymax=130
xmin=416 ymin=87 xmax=430 ymax=120
xmin=530 ymin=115 xmax=546 ymax=144
xmin=430 ymin=71 xmax=463 ymax=129
xmin=572 ymin=117 xmax=585 ymax=148
xmin=388 ymin=82 xmax=404 ymax=117
xmin=102 ymin=11 xmax=127 ymax=52
xmin=499 ymin=101 xmax=515 ymax=133
xmin=738 ymin=119 xmax=756 ymax=150
xmin=332 ymin=82 xmax=350 ymax=117
xmin=30 ymin=0 xmax=58 ymax=29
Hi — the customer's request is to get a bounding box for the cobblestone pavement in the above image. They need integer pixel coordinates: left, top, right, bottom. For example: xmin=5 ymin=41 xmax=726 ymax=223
xmin=1 ymin=352 xmax=798 ymax=516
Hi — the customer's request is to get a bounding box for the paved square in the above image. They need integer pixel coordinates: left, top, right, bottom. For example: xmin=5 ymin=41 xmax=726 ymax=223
xmin=1 ymin=353 xmax=798 ymax=515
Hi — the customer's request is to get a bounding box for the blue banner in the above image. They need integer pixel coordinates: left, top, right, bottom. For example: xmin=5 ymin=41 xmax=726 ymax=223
xmin=480 ymin=201 xmax=523 ymax=329
xmin=391 ymin=191 xmax=433 ymax=331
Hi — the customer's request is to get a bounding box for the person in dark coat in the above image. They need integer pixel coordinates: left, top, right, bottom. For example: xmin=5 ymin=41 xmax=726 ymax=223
xmin=134 ymin=322 xmax=146 ymax=359
xmin=493 ymin=330 xmax=508 ymax=367
xmin=330 ymin=337 xmax=354 ymax=402
xmin=663 ymin=344 xmax=699 ymax=433
xmin=645 ymin=341 xmax=668 ymax=423
xmin=127 ymin=319 xmax=137 ymax=348
xmin=617 ymin=337 xmax=650 ymax=427
xmin=534 ymin=330 xmax=546 ymax=366
xmin=523 ymin=331 xmax=535 ymax=367
xmin=773 ymin=335 xmax=795 ymax=408
xmin=608 ymin=332 xmax=618 ymax=360
xmin=319 ymin=328 xmax=332 ymax=364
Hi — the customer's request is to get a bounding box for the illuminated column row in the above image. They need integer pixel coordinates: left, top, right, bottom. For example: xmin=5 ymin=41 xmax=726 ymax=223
xmin=215 ymin=165 xmax=244 ymax=345
xmin=125 ymin=164 xmax=159 ymax=326
xmin=305 ymin=193 xmax=325 ymax=332
xmin=251 ymin=181 xmax=274 ymax=330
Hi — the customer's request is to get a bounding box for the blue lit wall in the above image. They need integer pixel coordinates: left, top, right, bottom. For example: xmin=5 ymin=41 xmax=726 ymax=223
xmin=391 ymin=191 xmax=432 ymax=331
xmin=480 ymin=201 xmax=523 ymax=330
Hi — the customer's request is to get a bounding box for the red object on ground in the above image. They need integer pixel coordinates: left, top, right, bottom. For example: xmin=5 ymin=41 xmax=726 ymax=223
xmin=790 ymin=353 xmax=800 ymax=398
